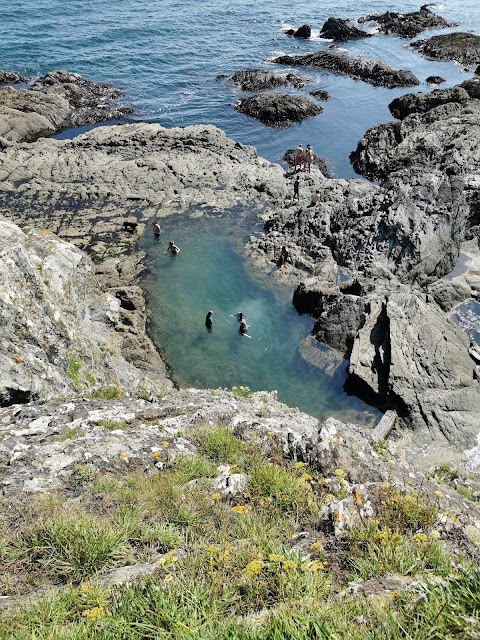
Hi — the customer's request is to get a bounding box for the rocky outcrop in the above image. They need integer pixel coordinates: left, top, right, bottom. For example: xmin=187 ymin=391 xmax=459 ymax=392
xmin=234 ymin=92 xmax=322 ymax=127
xmin=283 ymin=148 xmax=330 ymax=177
xmin=0 ymin=70 xmax=132 ymax=142
xmin=358 ymin=6 xmax=454 ymax=38
xmin=284 ymin=24 xmax=311 ymax=39
xmin=426 ymin=75 xmax=446 ymax=85
xmin=411 ymin=32 xmax=480 ymax=66
xmin=0 ymin=217 xmax=172 ymax=407
xmin=388 ymin=86 xmax=472 ymax=119
xmin=273 ymin=51 xmax=419 ymax=88
xmin=225 ymin=69 xmax=304 ymax=91
xmin=309 ymin=89 xmax=330 ymax=101
xmin=0 ymin=71 xmax=27 ymax=85
xmin=320 ymin=17 xmax=371 ymax=41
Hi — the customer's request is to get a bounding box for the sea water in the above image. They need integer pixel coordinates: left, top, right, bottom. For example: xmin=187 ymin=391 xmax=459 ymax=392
xmin=1 ymin=0 xmax=479 ymax=422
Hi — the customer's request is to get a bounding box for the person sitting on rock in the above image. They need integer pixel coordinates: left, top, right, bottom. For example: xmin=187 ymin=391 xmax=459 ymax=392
xmin=309 ymin=190 xmax=321 ymax=206
xmin=164 ymin=241 xmax=180 ymax=255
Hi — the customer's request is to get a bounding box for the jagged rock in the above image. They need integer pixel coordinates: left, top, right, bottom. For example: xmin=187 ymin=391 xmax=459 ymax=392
xmin=412 ymin=32 xmax=480 ymax=66
xmin=0 ymin=70 xmax=131 ymax=143
xmin=0 ymin=71 xmax=28 ymax=84
xmin=235 ymin=92 xmax=322 ymax=127
xmin=309 ymin=89 xmax=330 ymax=101
xmin=273 ymin=51 xmax=419 ymax=88
xmin=427 ymin=280 xmax=472 ymax=312
xmin=0 ymin=218 xmax=171 ymax=406
xmin=388 ymin=87 xmax=471 ymax=120
xmin=225 ymin=69 xmax=304 ymax=91
xmin=461 ymin=77 xmax=480 ymax=100
xmin=358 ymin=6 xmax=454 ymax=38
xmin=320 ymin=17 xmax=371 ymax=41
xmin=284 ymin=25 xmax=311 ymax=39
xmin=426 ymin=75 xmax=446 ymax=85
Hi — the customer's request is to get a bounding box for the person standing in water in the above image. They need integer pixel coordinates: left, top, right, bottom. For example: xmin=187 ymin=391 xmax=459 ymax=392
xmin=152 ymin=221 xmax=161 ymax=237
xmin=164 ymin=241 xmax=180 ymax=255
xmin=231 ymin=312 xmax=244 ymax=323
xmin=205 ymin=310 xmax=213 ymax=329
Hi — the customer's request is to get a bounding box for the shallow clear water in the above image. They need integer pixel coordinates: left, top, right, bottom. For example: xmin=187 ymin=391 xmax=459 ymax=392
xmin=1 ymin=0 xmax=479 ymax=421
xmin=451 ymin=300 xmax=480 ymax=348
xmin=142 ymin=211 xmax=379 ymax=424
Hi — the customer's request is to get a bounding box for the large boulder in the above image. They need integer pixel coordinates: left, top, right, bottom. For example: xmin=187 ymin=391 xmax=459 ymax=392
xmin=388 ymin=87 xmax=471 ymax=120
xmin=0 ymin=71 xmax=28 ymax=84
xmin=319 ymin=17 xmax=371 ymax=41
xmin=412 ymin=32 xmax=480 ymax=66
xmin=235 ymin=92 xmax=322 ymax=127
xmin=284 ymin=24 xmax=311 ymax=39
xmin=273 ymin=51 xmax=419 ymax=88
xmin=358 ymin=7 xmax=454 ymax=38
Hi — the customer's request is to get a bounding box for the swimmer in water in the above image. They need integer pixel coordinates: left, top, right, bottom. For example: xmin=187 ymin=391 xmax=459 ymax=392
xmin=164 ymin=241 xmax=180 ymax=255
xmin=205 ymin=310 xmax=213 ymax=329
xmin=239 ymin=318 xmax=252 ymax=338
xmin=230 ymin=311 xmax=244 ymax=323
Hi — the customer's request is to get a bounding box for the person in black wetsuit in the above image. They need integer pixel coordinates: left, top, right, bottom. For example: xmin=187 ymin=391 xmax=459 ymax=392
xmin=239 ymin=318 xmax=251 ymax=338
xmin=205 ymin=310 xmax=213 ymax=329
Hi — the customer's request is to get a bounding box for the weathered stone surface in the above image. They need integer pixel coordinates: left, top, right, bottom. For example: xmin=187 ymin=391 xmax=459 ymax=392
xmin=0 ymin=70 xmax=131 ymax=142
xmin=388 ymin=87 xmax=471 ymax=120
xmin=226 ymin=69 xmax=304 ymax=91
xmin=320 ymin=17 xmax=371 ymax=41
xmin=358 ymin=6 xmax=454 ymax=38
xmin=0 ymin=71 xmax=28 ymax=85
xmin=273 ymin=51 xmax=419 ymax=88
xmin=412 ymin=32 xmax=480 ymax=66
xmin=235 ymin=92 xmax=322 ymax=127
xmin=0 ymin=218 xmax=171 ymax=406
xmin=284 ymin=24 xmax=311 ymax=39
xmin=0 ymin=123 xmax=289 ymax=212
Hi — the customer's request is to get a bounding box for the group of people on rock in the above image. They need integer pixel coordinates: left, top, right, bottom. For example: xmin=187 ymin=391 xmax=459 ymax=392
xmin=294 ymin=143 xmax=315 ymax=173
xmin=205 ymin=310 xmax=251 ymax=338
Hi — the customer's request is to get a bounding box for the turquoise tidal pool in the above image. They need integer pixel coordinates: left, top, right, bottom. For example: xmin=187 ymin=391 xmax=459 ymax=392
xmin=141 ymin=210 xmax=380 ymax=426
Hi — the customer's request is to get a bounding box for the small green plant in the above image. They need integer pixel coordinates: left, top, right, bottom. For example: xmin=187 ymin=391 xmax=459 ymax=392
xmin=87 ymin=386 xmax=123 ymax=400
xmin=66 ymin=355 xmax=82 ymax=391
xmin=69 ymin=463 xmax=97 ymax=488
xmin=97 ymin=419 xmax=128 ymax=431
xmin=230 ymin=385 xmax=252 ymax=398
xmin=58 ymin=425 xmax=81 ymax=441
xmin=197 ymin=426 xmax=247 ymax=464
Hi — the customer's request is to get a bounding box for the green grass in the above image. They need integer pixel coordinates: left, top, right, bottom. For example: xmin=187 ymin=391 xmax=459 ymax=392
xmin=97 ymin=419 xmax=128 ymax=430
xmin=86 ymin=386 xmax=124 ymax=400
xmin=0 ymin=428 xmax=478 ymax=639
xmin=67 ymin=355 xmax=82 ymax=391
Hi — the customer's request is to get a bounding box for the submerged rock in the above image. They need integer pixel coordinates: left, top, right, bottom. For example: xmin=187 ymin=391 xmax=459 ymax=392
xmin=426 ymin=75 xmax=446 ymax=85
xmin=235 ymin=92 xmax=322 ymax=127
xmin=226 ymin=69 xmax=304 ymax=91
xmin=273 ymin=51 xmax=419 ymax=88
xmin=358 ymin=6 xmax=454 ymax=38
xmin=0 ymin=70 xmax=131 ymax=142
xmin=320 ymin=17 xmax=371 ymax=41
xmin=309 ymin=89 xmax=330 ymax=101
xmin=412 ymin=32 xmax=480 ymax=66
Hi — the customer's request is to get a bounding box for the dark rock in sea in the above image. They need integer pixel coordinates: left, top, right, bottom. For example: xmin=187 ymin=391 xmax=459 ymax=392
xmin=285 ymin=24 xmax=311 ymax=39
xmin=235 ymin=92 xmax=322 ymax=127
xmin=426 ymin=75 xmax=445 ymax=85
xmin=358 ymin=6 xmax=454 ymax=38
xmin=310 ymin=89 xmax=330 ymax=101
xmin=460 ymin=77 xmax=480 ymax=99
xmin=320 ymin=17 xmax=371 ymax=41
xmin=388 ymin=87 xmax=471 ymax=119
xmin=412 ymin=32 xmax=480 ymax=66
xmin=273 ymin=51 xmax=419 ymax=88
xmin=283 ymin=149 xmax=330 ymax=177
xmin=0 ymin=69 xmax=132 ymax=142
xmin=0 ymin=70 xmax=28 ymax=84
xmin=227 ymin=69 xmax=304 ymax=91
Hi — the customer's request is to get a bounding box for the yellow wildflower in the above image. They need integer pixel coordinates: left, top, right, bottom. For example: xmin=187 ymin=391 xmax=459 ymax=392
xmin=231 ymin=505 xmax=246 ymax=514
xmin=322 ymin=493 xmax=335 ymax=505
xmin=82 ymin=607 xmax=104 ymax=621
xmin=157 ymin=551 xmax=178 ymax=566
xmin=413 ymin=533 xmax=428 ymax=544
xmin=119 ymin=453 xmax=129 ymax=461
xmin=352 ymin=487 xmax=362 ymax=506
xmin=161 ymin=441 xmax=169 ymax=447
xmin=79 ymin=583 xmax=92 ymax=594
xmin=308 ymin=560 xmax=325 ymax=572
xmin=434 ymin=490 xmax=443 ymax=498
xmin=211 ymin=493 xmax=221 ymax=501
xmin=334 ymin=468 xmax=346 ymax=479
xmin=244 ymin=560 xmax=264 ymax=575
xmin=163 ymin=574 xmax=173 ymax=584
xmin=281 ymin=560 xmax=297 ymax=571
xmin=309 ymin=540 xmax=323 ymax=553
xmin=153 ymin=450 xmax=162 ymax=460
xmin=430 ymin=530 xmax=441 ymax=540
xmin=268 ymin=554 xmax=285 ymax=563
xmin=293 ymin=462 xmax=306 ymax=470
